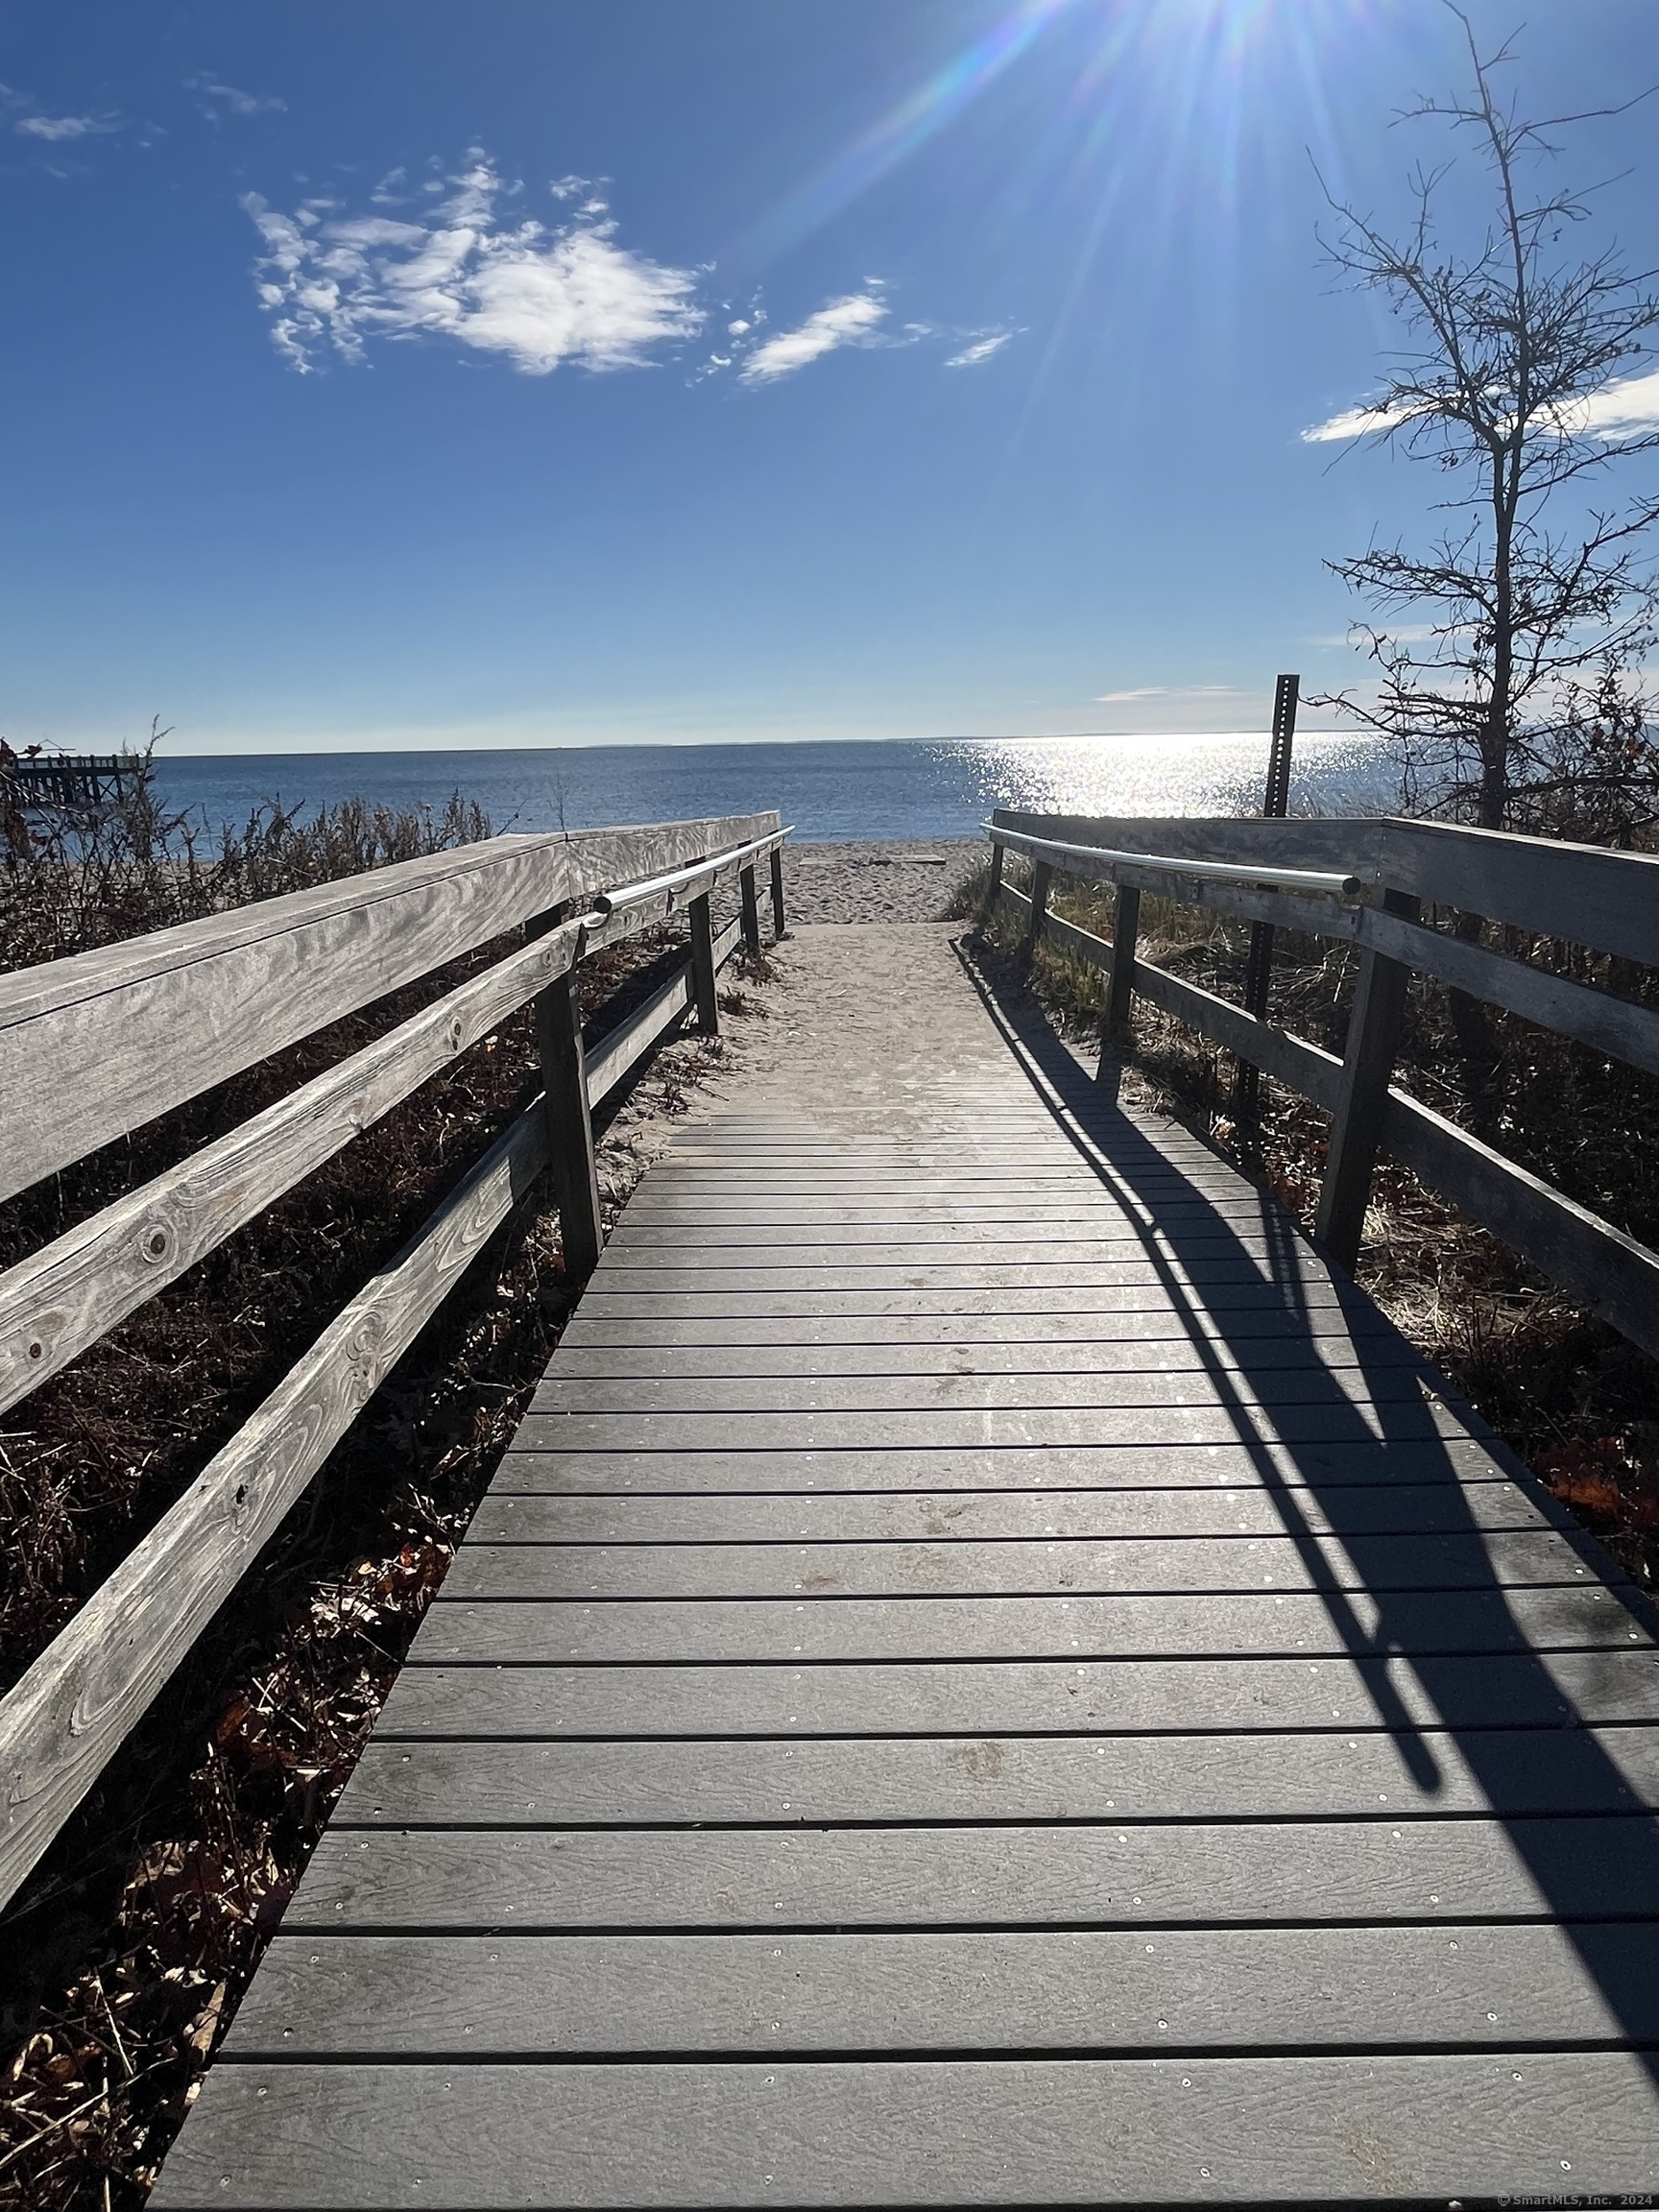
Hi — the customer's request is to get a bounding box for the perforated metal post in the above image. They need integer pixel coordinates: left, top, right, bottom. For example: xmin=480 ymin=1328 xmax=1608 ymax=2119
xmin=689 ymin=892 xmax=719 ymax=1034
xmin=536 ymin=970 xmax=602 ymax=1279
xmin=1236 ymin=673 xmax=1299 ymax=1128
xmin=739 ymin=864 xmax=761 ymax=959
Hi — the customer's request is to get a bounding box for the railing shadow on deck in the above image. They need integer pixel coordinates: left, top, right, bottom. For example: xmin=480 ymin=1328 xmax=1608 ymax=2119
xmin=958 ymin=932 xmax=1659 ymax=2078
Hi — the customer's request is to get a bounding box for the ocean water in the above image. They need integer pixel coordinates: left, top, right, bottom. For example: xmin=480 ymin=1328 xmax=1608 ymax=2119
xmin=151 ymin=733 xmax=1403 ymax=846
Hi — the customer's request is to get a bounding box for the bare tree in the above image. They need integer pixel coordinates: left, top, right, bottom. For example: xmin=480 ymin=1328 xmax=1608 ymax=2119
xmin=1312 ymin=5 xmax=1659 ymax=841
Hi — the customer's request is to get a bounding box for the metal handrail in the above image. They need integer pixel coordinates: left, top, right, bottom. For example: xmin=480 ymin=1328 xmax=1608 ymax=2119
xmin=589 ymin=826 xmax=794 ymax=921
xmin=984 ymin=822 xmax=1363 ymax=901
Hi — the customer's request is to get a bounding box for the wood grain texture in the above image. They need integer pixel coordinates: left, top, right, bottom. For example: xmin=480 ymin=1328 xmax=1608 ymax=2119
xmin=0 ymin=813 xmax=777 ymax=1203
xmin=992 ymin=805 xmax=1659 ymax=966
xmin=1361 ymin=899 xmax=1659 ymax=1078
xmin=583 ymin=917 xmax=741 ymax=1110
xmin=149 ymin=2052 xmax=1659 ymax=2207
xmin=584 ymin=967 xmax=691 ymax=1107
xmin=1381 ymin=1083 xmax=1659 ymax=1363
xmin=0 ymin=1094 xmax=549 ymax=1914
xmin=0 ymin=922 xmax=585 ymax=1412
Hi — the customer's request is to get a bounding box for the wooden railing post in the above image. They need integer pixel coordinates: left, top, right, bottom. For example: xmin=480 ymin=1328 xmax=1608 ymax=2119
xmin=1313 ymin=889 xmax=1420 ymax=1269
xmin=739 ymin=864 xmax=762 ymax=959
xmin=769 ymin=847 xmax=786 ymax=940
xmin=1098 ymin=884 xmax=1142 ymax=1074
xmin=1020 ymin=860 xmax=1052 ymax=967
xmin=986 ymin=839 xmax=1004 ymax=912
xmin=689 ymin=892 xmax=720 ymax=1034
xmin=536 ymin=971 xmax=603 ymax=1278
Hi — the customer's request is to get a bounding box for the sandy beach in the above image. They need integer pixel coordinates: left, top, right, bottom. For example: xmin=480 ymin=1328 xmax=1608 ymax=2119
xmin=777 ymin=837 xmax=981 ymax=924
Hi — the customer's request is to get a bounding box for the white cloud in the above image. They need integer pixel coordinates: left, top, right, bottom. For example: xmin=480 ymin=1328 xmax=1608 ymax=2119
xmin=1305 ymin=364 xmax=1659 ymax=445
xmin=738 ymin=290 xmax=889 ymax=384
xmin=244 ymin=156 xmax=703 ymax=375
xmin=1301 ymin=399 xmax=1402 ymax=445
xmin=1094 ymin=684 xmax=1244 ymax=703
xmin=1575 ymin=368 xmax=1659 ymax=437
xmin=946 ymin=330 xmax=1015 ymax=368
xmin=190 ymin=77 xmax=285 ymax=118
xmin=16 ymin=111 xmax=116 ymax=141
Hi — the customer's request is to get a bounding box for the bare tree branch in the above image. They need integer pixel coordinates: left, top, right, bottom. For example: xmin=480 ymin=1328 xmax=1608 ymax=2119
xmin=1308 ymin=3 xmax=1659 ymax=836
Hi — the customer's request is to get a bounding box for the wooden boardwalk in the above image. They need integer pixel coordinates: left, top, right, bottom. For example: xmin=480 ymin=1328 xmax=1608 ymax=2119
xmin=154 ymin=930 xmax=1659 ymax=2205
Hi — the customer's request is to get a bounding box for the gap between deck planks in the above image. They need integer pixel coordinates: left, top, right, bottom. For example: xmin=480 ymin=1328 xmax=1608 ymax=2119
xmin=153 ymin=924 xmax=1659 ymax=2209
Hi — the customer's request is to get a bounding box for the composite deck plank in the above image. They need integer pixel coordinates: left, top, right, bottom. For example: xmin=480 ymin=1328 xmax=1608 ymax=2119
xmin=331 ymin=1730 xmax=1659 ymax=1828
xmin=525 ymin=1368 xmax=1435 ymax=1410
xmin=147 ymin=2053 xmax=1659 ymax=2207
xmin=415 ymin=1584 xmax=1648 ymax=1665
xmin=155 ymin=985 xmax=1659 ymax=2210
xmin=508 ymin=1404 xmax=1496 ymax=1451
xmin=567 ymin=1284 xmax=1391 ymax=1318
xmin=493 ymin=1436 xmax=1527 ymax=1492
xmin=467 ymin=1482 xmax=1567 ymax=1543
xmin=222 ymin=1923 xmax=1659 ymax=2055
xmin=291 ymin=1815 xmax=1659 ymax=1928
xmin=555 ymin=1309 xmax=1409 ymax=1347
xmin=439 ymin=1528 xmax=1616 ymax=1600
xmin=382 ymin=1648 xmax=1659 ymax=1734
xmin=548 ymin=1327 xmax=1432 ymax=1362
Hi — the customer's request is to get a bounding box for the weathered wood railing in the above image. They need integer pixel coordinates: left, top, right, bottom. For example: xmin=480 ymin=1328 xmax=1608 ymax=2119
xmin=987 ymin=807 xmax=1659 ymax=1363
xmin=0 ymin=808 xmax=787 ymax=1912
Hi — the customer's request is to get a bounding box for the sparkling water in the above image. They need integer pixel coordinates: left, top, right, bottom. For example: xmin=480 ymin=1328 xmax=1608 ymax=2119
xmin=151 ymin=733 xmax=1402 ymax=846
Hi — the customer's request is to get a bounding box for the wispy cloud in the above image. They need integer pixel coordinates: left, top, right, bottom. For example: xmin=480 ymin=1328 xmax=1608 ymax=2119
xmin=946 ymin=330 xmax=1016 ymax=369
xmin=1305 ymin=364 xmax=1659 ymax=445
xmin=1576 ymin=368 xmax=1659 ymax=437
xmin=190 ymin=76 xmax=285 ymax=119
xmin=1301 ymin=399 xmax=1398 ymax=445
xmin=1094 ymin=684 xmax=1244 ymax=703
xmin=738 ymin=290 xmax=891 ymax=384
xmin=244 ymin=156 xmax=704 ymax=375
xmin=15 ymin=110 xmax=117 ymax=141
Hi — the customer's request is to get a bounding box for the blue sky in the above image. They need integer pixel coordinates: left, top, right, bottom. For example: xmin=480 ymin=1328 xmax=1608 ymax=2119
xmin=2 ymin=0 xmax=1656 ymax=754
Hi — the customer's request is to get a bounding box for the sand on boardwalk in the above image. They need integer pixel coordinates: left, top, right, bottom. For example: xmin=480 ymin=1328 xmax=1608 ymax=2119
xmin=778 ymin=838 xmax=981 ymax=925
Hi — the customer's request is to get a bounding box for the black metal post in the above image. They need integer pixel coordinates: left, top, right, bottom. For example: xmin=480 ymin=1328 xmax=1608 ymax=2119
xmin=1235 ymin=674 xmax=1299 ymax=1132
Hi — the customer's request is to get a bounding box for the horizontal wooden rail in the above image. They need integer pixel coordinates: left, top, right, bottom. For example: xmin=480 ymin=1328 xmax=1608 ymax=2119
xmin=586 ymin=915 xmax=742 ymax=1112
xmin=993 ymin=809 xmax=1659 ymax=969
xmin=993 ymin=840 xmax=1659 ymax=1367
xmin=0 ymin=813 xmax=778 ymax=1207
xmin=0 ymin=812 xmax=787 ymax=1915
xmin=0 ymin=888 xmax=728 ymax=1417
xmin=999 ymin=887 xmax=1345 ymax=1111
xmin=0 ymin=1092 xmax=549 ymax=1914
xmin=997 ymin=823 xmax=1659 ymax=1081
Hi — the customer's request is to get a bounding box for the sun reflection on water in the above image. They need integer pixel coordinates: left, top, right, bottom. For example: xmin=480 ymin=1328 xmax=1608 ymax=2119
xmin=930 ymin=732 xmax=1401 ymax=821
